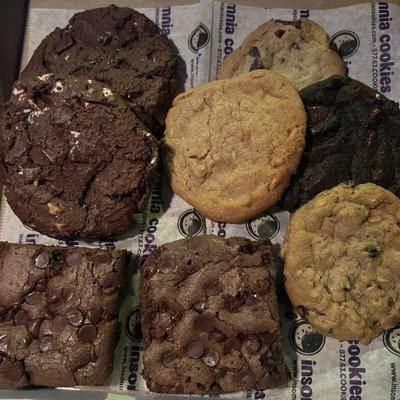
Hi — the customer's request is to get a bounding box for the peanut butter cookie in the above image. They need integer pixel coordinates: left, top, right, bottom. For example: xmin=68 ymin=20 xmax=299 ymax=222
xmin=217 ymin=19 xmax=345 ymax=90
xmin=281 ymin=182 xmax=400 ymax=344
xmin=164 ymin=70 xmax=306 ymax=223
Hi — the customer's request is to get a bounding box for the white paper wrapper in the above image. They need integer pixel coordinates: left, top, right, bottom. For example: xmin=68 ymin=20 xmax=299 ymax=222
xmin=1 ymin=1 xmax=400 ymax=399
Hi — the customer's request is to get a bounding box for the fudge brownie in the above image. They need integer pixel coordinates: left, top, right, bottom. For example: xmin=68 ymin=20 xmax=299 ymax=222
xmin=0 ymin=74 xmax=158 ymax=239
xmin=282 ymin=75 xmax=400 ymax=210
xmin=140 ymin=235 xmax=289 ymax=394
xmin=0 ymin=242 xmax=126 ymax=389
xmin=21 ymin=5 xmax=177 ymax=135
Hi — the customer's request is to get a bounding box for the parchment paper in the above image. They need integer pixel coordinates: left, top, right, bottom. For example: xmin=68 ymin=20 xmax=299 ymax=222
xmin=1 ymin=1 xmax=400 ymax=399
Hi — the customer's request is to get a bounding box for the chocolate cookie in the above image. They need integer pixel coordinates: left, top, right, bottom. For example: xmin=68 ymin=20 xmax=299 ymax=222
xmin=0 ymin=242 xmax=126 ymax=388
xmin=282 ymin=75 xmax=400 ymax=211
xmin=217 ymin=19 xmax=345 ymax=90
xmin=140 ymin=235 xmax=289 ymax=394
xmin=281 ymin=183 xmax=400 ymax=344
xmin=21 ymin=5 xmax=177 ymax=135
xmin=0 ymin=75 xmax=157 ymax=239
xmin=164 ymin=70 xmax=306 ymax=223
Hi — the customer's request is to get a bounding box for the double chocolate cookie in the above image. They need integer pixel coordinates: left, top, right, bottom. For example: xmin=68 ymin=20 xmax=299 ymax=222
xmin=217 ymin=19 xmax=345 ymax=90
xmin=282 ymin=75 xmax=400 ymax=210
xmin=281 ymin=183 xmax=400 ymax=344
xmin=22 ymin=5 xmax=177 ymax=134
xmin=140 ymin=235 xmax=289 ymax=394
xmin=0 ymin=242 xmax=126 ymax=388
xmin=0 ymin=75 xmax=157 ymax=239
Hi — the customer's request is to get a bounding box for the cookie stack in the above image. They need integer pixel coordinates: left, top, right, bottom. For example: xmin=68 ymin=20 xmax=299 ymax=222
xmin=0 ymin=5 xmax=177 ymax=239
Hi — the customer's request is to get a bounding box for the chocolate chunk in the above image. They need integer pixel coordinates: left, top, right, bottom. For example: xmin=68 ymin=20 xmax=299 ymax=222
xmin=66 ymin=310 xmax=84 ymax=327
xmin=186 ymin=341 xmax=205 ymax=359
xmin=52 ymin=315 xmax=67 ymax=331
xmin=364 ymin=130 xmax=378 ymax=148
xmin=238 ymin=370 xmax=256 ymax=388
xmin=87 ymin=307 xmax=103 ymax=324
xmin=202 ymin=349 xmax=220 ymax=367
xmin=54 ymin=34 xmax=75 ymax=54
xmin=36 ymin=279 xmax=47 ymax=292
xmin=34 ymin=252 xmax=50 ymax=269
xmin=274 ymin=19 xmax=302 ymax=28
xmin=224 ymin=338 xmax=242 ymax=354
xmin=274 ymin=29 xmax=285 ymax=38
xmin=195 ymin=314 xmax=214 ymax=332
xmin=162 ymin=352 xmax=180 ymax=368
xmin=291 ymin=42 xmax=301 ymax=50
xmin=26 ymin=292 xmax=42 ymax=306
xmin=48 ymin=302 xmax=61 ymax=314
xmin=249 ymin=58 xmax=263 ymax=71
xmin=159 ymin=258 xmax=177 ymax=274
xmin=247 ymin=47 xmax=260 ymax=57
xmin=90 ymin=347 xmax=98 ymax=362
xmin=62 ymin=288 xmax=74 ymax=302
xmin=14 ymin=310 xmax=29 ymax=325
xmin=39 ymin=336 xmax=55 ymax=352
xmin=27 ymin=319 xmax=42 ymax=338
xmin=66 ymin=252 xmax=84 ymax=267
xmin=78 ymin=325 xmax=98 ymax=343
xmin=364 ymin=244 xmax=379 ymax=258
xmin=212 ymin=331 xmax=226 ymax=343
xmin=46 ymin=291 xmax=58 ymax=304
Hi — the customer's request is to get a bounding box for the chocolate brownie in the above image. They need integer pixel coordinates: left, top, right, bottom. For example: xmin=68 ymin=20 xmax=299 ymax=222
xmin=282 ymin=75 xmax=400 ymax=210
xmin=140 ymin=235 xmax=289 ymax=394
xmin=0 ymin=74 xmax=158 ymax=239
xmin=21 ymin=5 xmax=177 ymax=135
xmin=0 ymin=241 xmax=126 ymax=388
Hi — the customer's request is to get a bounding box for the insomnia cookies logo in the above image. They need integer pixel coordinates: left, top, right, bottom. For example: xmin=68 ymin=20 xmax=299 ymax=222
xmin=246 ymin=212 xmax=280 ymax=240
xmin=177 ymin=209 xmax=205 ymax=237
xmin=125 ymin=306 xmax=142 ymax=342
xmin=188 ymin=23 xmax=210 ymax=53
xmin=289 ymin=319 xmax=325 ymax=355
xmin=331 ymin=31 xmax=360 ymax=58
xmin=383 ymin=324 xmax=400 ymax=356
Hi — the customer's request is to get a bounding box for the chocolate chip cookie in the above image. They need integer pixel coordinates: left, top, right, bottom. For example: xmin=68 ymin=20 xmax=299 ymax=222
xmin=217 ymin=19 xmax=345 ymax=90
xmin=0 ymin=242 xmax=126 ymax=388
xmin=281 ymin=183 xmax=400 ymax=344
xmin=0 ymin=75 xmax=157 ymax=239
xmin=22 ymin=5 xmax=177 ymax=135
xmin=140 ymin=235 xmax=289 ymax=394
xmin=282 ymin=75 xmax=400 ymax=211
xmin=164 ymin=70 xmax=306 ymax=223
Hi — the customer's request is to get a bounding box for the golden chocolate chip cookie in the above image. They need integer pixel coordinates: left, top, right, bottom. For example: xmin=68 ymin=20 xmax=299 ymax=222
xmin=281 ymin=182 xmax=400 ymax=344
xmin=217 ymin=19 xmax=346 ymax=90
xmin=164 ymin=70 xmax=306 ymax=223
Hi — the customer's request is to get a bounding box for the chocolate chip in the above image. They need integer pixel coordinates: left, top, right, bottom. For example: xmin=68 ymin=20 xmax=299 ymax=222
xmin=62 ymin=288 xmax=74 ymax=302
xmin=238 ymin=370 xmax=256 ymax=388
xmin=78 ymin=325 xmax=98 ymax=343
xmin=193 ymin=302 xmax=207 ymax=313
xmin=66 ymin=310 xmax=84 ymax=327
xmin=53 ymin=315 xmax=67 ymax=331
xmin=159 ymin=258 xmax=177 ymax=274
xmin=36 ymin=279 xmax=47 ymax=292
xmin=202 ymin=349 xmax=220 ymax=367
xmin=224 ymin=338 xmax=242 ymax=354
xmin=55 ymin=34 xmax=75 ymax=54
xmin=1 ymin=362 xmax=23 ymax=381
xmin=10 ymin=303 xmax=21 ymax=313
xmin=372 ymin=169 xmax=384 ymax=182
xmin=275 ymin=29 xmax=285 ymax=38
xmin=249 ymin=58 xmax=263 ymax=71
xmin=26 ymin=292 xmax=42 ymax=306
xmin=87 ymin=307 xmax=103 ymax=324
xmin=247 ymin=46 xmax=260 ymax=57
xmin=260 ymin=331 xmax=277 ymax=344
xmin=27 ymin=319 xmax=42 ymax=338
xmin=186 ymin=341 xmax=205 ymax=359
xmin=39 ymin=336 xmax=55 ymax=352
xmin=291 ymin=42 xmax=300 ymax=50
xmin=90 ymin=347 xmax=98 ymax=362
xmin=195 ymin=314 xmax=214 ymax=332
xmin=212 ymin=331 xmax=226 ymax=343
xmin=46 ymin=291 xmax=58 ymax=304
xmin=162 ymin=352 xmax=180 ymax=368
xmin=205 ymin=283 xmax=221 ymax=296
xmin=14 ymin=309 xmax=29 ymax=325
xmin=364 ymin=130 xmax=378 ymax=148
xmin=48 ymin=302 xmax=61 ymax=314
xmin=92 ymin=252 xmax=112 ymax=266
xmin=66 ymin=252 xmax=84 ymax=267
xmin=34 ymin=252 xmax=49 ymax=269
xmin=274 ymin=19 xmax=302 ymax=28
xmin=102 ymin=286 xmax=117 ymax=295
xmin=363 ymin=244 xmax=379 ymax=258
xmin=0 ymin=335 xmax=10 ymax=353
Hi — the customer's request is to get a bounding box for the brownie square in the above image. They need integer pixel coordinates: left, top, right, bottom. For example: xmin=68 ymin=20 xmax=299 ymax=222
xmin=140 ymin=235 xmax=289 ymax=394
xmin=0 ymin=242 xmax=126 ymax=388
